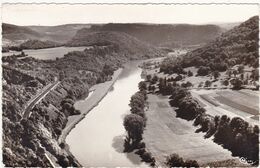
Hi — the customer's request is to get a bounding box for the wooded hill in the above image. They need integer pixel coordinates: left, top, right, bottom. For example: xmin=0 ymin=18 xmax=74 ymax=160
xmin=3 ymin=22 xmax=225 ymax=48
xmin=66 ymin=31 xmax=164 ymax=59
xmin=160 ymin=16 xmax=259 ymax=74
xmin=72 ymin=23 xmax=223 ymax=47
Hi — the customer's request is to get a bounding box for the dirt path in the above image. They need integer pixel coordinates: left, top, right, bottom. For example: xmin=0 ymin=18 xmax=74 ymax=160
xmin=143 ymin=94 xmax=237 ymax=166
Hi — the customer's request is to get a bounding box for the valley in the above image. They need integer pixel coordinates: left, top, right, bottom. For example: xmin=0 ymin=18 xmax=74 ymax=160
xmin=2 ymin=11 xmax=259 ymax=168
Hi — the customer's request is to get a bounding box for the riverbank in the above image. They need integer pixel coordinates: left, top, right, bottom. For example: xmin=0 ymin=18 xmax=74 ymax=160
xmin=59 ymin=68 xmax=123 ymax=144
xmin=55 ymin=68 xmax=123 ymax=167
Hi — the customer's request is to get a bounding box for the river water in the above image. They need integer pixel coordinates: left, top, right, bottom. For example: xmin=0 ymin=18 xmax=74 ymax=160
xmin=66 ymin=61 xmax=148 ymax=167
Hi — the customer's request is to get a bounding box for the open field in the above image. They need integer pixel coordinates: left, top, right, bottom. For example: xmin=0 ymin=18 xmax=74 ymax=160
xmin=143 ymin=94 xmax=238 ymax=166
xmin=191 ymin=89 xmax=259 ymax=125
xmin=216 ymin=90 xmax=259 ymax=115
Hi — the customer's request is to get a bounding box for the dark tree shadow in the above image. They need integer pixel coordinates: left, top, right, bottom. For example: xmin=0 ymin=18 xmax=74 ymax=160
xmin=112 ymin=135 xmax=125 ymax=153
xmin=112 ymin=135 xmax=143 ymax=165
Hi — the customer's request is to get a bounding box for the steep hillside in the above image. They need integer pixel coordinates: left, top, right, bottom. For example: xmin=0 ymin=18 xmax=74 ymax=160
xmin=2 ymin=23 xmax=42 ymax=46
xmin=66 ymin=31 xmax=164 ymax=58
xmin=2 ymin=23 xmax=92 ymax=46
xmin=20 ymin=39 xmax=61 ymax=49
xmin=3 ymin=23 xmax=223 ymax=48
xmin=83 ymin=23 xmax=222 ymax=47
xmin=28 ymin=24 xmax=92 ymax=43
xmin=160 ymin=16 xmax=259 ymax=74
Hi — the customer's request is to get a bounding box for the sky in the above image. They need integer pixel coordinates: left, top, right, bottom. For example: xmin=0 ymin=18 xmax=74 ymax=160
xmin=2 ymin=4 xmax=259 ymax=26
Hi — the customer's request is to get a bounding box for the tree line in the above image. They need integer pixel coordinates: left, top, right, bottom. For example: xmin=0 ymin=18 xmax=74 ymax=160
xmin=123 ymin=81 xmax=156 ymax=166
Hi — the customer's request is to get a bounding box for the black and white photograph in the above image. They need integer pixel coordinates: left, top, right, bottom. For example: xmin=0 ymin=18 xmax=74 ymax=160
xmin=1 ymin=2 xmax=259 ymax=167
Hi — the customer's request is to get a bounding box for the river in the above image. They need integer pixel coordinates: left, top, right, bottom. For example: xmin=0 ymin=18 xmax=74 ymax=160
xmin=66 ymin=61 xmax=148 ymax=167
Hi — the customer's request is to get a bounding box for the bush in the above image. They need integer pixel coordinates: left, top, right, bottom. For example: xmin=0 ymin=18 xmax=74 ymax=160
xmin=204 ymin=80 xmax=212 ymax=87
xmin=230 ymin=78 xmax=243 ymax=90
xmin=197 ymin=66 xmax=210 ymax=76
xmin=141 ymin=151 xmax=155 ymax=163
xmin=222 ymin=79 xmax=229 ymax=86
xmin=57 ymin=155 xmax=70 ymax=167
xmin=184 ymin=160 xmax=199 ymax=167
xmin=187 ymin=70 xmax=193 ymax=76
xmin=165 ymin=153 xmax=185 ymax=167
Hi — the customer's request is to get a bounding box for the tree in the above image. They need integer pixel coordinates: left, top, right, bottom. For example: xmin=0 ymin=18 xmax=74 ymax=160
xmin=138 ymin=81 xmax=147 ymax=91
xmin=57 ymin=155 xmax=70 ymax=167
xmin=123 ymin=114 xmax=145 ymax=146
xmin=103 ymin=64 xmax=114 ymax=76
xmin=197 ymin=66 xmax=210 ymax=76
xmin=222 ymin=79 xmax=229 ymax=86
xmin=251 ymin=68 xmax=259 ymax=81
xmin=21 ymin=51 xmax=25 ymax=56
xmin=146 ymin=74 xmax=152 ymax=82
xmin=59 ymin=71 xmax=65 ymax=81
xmin=175 ymin=74 xmax=182 ymax=81
xmin=233 ymin=70 xmax=238 ymax=77
xmin=165 ymin=153 xmax=185 ymax=167
xmin=187 ymin=70 xmax=193 ymax=76
xmin=151 ymin=75 xmax=158 ymax=84
xmin=213 ymin=71 xmax=220 ymax=80
xmin=238 ymin=65 xmax=244 ymax=74
xmin=230 ymin=78 xmax=243 ymax=90
xmin=184 ymin=160 xmax=199 ymax=167
xmin=227 ymin=70 xmax=232 ymax=78
xmin=204 ymin=80 xmax=212 ymax=87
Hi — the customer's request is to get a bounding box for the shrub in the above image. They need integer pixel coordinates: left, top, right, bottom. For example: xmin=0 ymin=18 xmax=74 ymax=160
xmin=165 ymin=153 xmax=185 ymax=167
xmin=184 ymin=159 xmax=200 ymax=167
xmin=187 ymin=70 xmax=193 ymax=76
xmin=197 ymin=66 xmax=210 ymax=76
xmin=230 ymin=78 xmax=243 ymax=90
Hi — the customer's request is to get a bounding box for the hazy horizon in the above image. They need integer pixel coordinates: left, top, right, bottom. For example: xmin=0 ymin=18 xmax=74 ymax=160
xmin=2 ymin=4 xmax=259 ymax=26
xmin=3 ymin=20 xmax=247 ymax=27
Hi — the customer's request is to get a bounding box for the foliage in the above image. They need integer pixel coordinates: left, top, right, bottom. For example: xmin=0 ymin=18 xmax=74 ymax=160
xmin=197 ymin=66 xmax=210 ymax=76
xmin=230 ymin=78 xmax=243 ymax=90
xmin=123 ymin=114 xmax=145 ymax=148
xmin=165 ymin=153 xmax=199 ymax=167
xmin=19 ymin=39 xmax=61 ymax=50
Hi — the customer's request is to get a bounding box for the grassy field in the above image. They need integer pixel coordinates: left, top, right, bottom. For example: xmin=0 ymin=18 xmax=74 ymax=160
xmin=143 ymin=94 xmax=237 ymax=166
xmin=216 ymin=90 xmax=259 ymax=115
xmin=190 ymin=89 xmax=259 ymax=125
